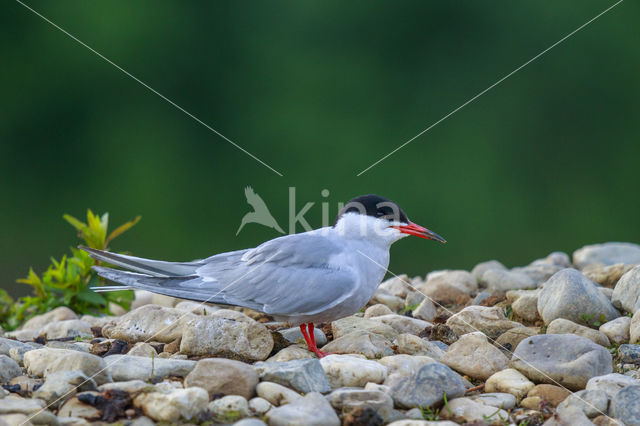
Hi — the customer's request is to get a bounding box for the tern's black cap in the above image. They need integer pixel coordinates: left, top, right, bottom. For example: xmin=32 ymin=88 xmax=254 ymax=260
xmin=335 ymin=194 xmax=409 ymax=225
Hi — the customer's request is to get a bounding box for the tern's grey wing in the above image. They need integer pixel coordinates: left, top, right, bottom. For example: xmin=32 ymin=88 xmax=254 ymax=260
xmin=194 ymin=233 xmax=358 ymax=316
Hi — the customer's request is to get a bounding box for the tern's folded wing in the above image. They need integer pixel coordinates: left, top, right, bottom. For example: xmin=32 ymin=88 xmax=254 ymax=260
xmin=194 ymin=233 xmax=358 ymax=316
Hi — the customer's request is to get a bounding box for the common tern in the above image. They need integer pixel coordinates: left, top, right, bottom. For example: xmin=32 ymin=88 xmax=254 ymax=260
xmin=84 ymin=194 xmax=445 ymax=357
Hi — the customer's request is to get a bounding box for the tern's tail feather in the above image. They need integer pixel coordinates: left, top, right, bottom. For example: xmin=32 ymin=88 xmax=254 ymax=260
xmin=91 ymin=266 xmax=229 ymax=304
xmin=81 ymin=246 xmax=202 ymax=277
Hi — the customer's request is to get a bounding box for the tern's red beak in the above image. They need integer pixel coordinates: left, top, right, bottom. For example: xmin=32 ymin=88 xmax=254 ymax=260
xmin=393 ymin=222 xmax=446 ymax=243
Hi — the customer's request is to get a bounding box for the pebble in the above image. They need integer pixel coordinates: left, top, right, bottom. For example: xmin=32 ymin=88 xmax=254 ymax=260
xmin=126 ymin=342 xmax=157 ymax=357
xmin=510 ymin=334 xmax=613 ymax=390
xmin=445 ymin=306 xmax=523 ymax=340
xmin=618 ymin=344 xmax=640 ymax=364
xmin=33 ymin=371 xmax=96 ymax=408
xmin=20 ymin=306 xmax=77 ymax=331
xmin=23 ymin=348 xmax=111 ymax=385
xmin=585 ymin=373 xmax=640 ymax=400
xmin=279 ymin=326 xmax=327 ymax=346
xmin=98 ymin=379 xmax=150 ymax=394
xmin=248 ymin=397 xmax=272 ymax=415
xmin=57 ymin=392 xmax=101 ymax=419
xmin=184 ymin=358 xmax=258 ymax=399
xmin=378 ymin=355 xmax=436 ymax=377
xmin=537 ymin=268 xmax=620 ymax=326
xmin=411 ymin=298 xmax=438 ymax=322
xmin=234 ymin=419 xmax=267 ymax=426
xmin=526 ymin=384 xmax=571 ymax=406
xmin=472 ymin=259 xmax=507 ymax=281
xmin=507 ymin=289 xmax=541 ymax=322
xmin=254 ymin=358 xmax=331 ymax=393
xmin=472 ymin=291 xmax=492 ymax=305
xmin=40 ymin=319 xmax=93 ymax=340
xmin=80 ymin=314 xmax=115 ymax=329
xmin=0 ymin=395 xmax=46 ymax=414
xmin=4 ymin=329 xmax=39 ymax=341
xmin=547 ymin=318 xmax=611 ymax=346
xmin=130 ymin=289 xmax=154 ymax=309
xmin=470 ymin=392 xmax=516 ymax=409
xmin=265 ymin=392 xmax=340 ymax=426
xmin=387 ymin=362 xmax=465 ymax=409
xmin=494 ymin=327 xmax=537 ymax=356
xmin=485 ymin=368 xmax=535 ymax=398
xmin=482 ymin=269 xmax=536 ymax=294
xmin=378 ymin=274 xmax=415 ymax=298
xmin=372 ymin=290 xmax=405 ymax=312
xmin=544 ymin=404 xmax=596 ymax=426
xmin=325 ymin=388 xmax=394 ymax=421
xmin=255 ymin=382 xmax=302 ymax=406
xmin=584 ymin=263 xmax=635 ymax=287
xmin=266 ymin=345 xmax=314 ymax=362
xmin=631 ymin=310 xmax=640 ymax=344
xmin=46 ymin=340 xmax=91 ymax=353
xmin=513 ymin=264 xmax=565 ymax=288
xmin=441 ymin=397 xmax=509 ymax=422
xmin=394 ymin=334 xmax=445 ymax=360
xmin=104 ymin=354 xmax=195 ymax=381
xmin=332 ymin=316 xmax=398 ymax=340
xmin=363 ymin=304 xmax=394 ymax=318
xmin=8 ymin=376 xmax=42 ymax=393
xmin=440 ymin=332 xmax=509 ymax=380
xmin=0 ymin=338 xmax=37 ymax=358
xmin=180 ymin=315 xmax=274 ymax=361
xmin=0 ymin=356 xmax=22 ymax=384
xmin=321 ymin=330 xmax=394 ymax=358
xmin=405 ymin=290 xmax=425 ymax=310
xmin=319 ymin=355 xmax=387 ymax=388
xmin=102 ymin=304 xmax=194 ymax=343
xmin=599 ymin=316 xmax=631 ymax=345
xmin=133 ymin=387 xmax=209 ymax=422
xmin=612 ymin=265 xmax=640 ymax=314
xmin=557 ymin=389 xmax=609 ymax=418
xmin=174 ymin=300 xmax=220 ymax=315
xmin=422 ymin=270 xmax=477 ymax=304
xmin=373 ymin=314 xmax=432 ymax=335
xmin=573 ymin=242 xmax=640 ymax=269
xmin=207 ymin=395 xmax=250 ymax=422
xmin=609 ymin=385 xmax=640 ymax=425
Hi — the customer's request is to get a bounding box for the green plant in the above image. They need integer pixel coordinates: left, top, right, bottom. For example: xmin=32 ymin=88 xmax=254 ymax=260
xmin=442 ymin=392 xmax=452 ymax=417
xmin=0 ymin=210 xmax=139 ymax=330
xmin=482 ymin=404 xmax=507 ymax=424
xmin=401 ymin=302 xmax=420 ymax=315
xmin=420 ymin=405 xmax=440 ymax=421
xmin=581 ymin=312 xmax=607 ymax=327
xmin=504 ymin=305 xmax=513 ymax=320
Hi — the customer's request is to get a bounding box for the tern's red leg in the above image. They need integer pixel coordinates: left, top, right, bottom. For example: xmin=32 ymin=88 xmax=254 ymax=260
xmin=299 ymin=324 xmax=313 ymax=348
xmin=304 ymin=323 xmax=333 ymax=358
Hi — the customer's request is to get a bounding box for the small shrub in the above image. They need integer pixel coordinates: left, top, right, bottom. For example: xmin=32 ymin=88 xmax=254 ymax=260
xmin=0 ymin=210 xmax=139 ymax=330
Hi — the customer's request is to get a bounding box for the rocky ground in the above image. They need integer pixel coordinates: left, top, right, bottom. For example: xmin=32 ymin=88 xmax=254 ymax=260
xmin=2 ymin=242 xmax=640 ymax=426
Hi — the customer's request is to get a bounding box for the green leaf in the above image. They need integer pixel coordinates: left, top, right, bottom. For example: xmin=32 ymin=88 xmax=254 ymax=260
xmin=106 ymin=215 xmax=141 ymax=246
xmin=63 ymin=213 xmax=89 ymax=233
xmin=77 ymin=288 xmax=107 ymax=305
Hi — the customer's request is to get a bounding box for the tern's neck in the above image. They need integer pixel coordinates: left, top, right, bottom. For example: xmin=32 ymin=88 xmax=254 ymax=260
xmin=330 ymin=213 xmax=406 ymax=248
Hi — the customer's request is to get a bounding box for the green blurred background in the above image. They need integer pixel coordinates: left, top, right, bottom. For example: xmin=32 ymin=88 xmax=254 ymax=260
xmin=2 ymin=1 xmax=639 ymax=297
